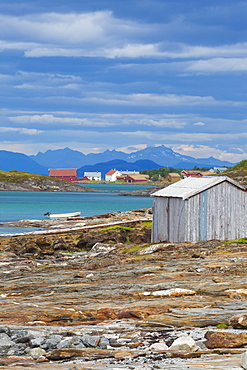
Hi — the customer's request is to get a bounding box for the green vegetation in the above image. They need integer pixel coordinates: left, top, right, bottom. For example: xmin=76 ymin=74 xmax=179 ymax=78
xmin=216 ymin=323 xmax=228 ymax=329
xmin=100 ymin=225 xmax=132 ymax=232
xmin=140 ymin=167 xmax=181 ymax=181
xmin=141 ymin=221 xmax=152 ymax=228
xmin=224 ymin=237 xmax=247 ymax=244
xmin=225 ymin=159 xmax=247 ymax=172
xmin=0 ymin=170 xmax=64 ymax=184
xmin=121 ymin=244 xmax=150 ymax=253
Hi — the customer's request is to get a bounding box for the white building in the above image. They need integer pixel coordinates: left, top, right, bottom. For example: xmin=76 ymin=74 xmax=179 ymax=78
xmin=119 ymin=170 xmax=139 ymax=175
xmin=84 ymin=171 xmax=101 ymax=181
xmin=105 ymin=170 xmax=122 ymax=182
xmin=210 ymin=166 xmax=228 ymax=173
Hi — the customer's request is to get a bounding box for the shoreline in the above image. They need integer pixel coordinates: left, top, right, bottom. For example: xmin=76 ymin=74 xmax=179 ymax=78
xmin=0 ymin=208 xmax=152 ymax=237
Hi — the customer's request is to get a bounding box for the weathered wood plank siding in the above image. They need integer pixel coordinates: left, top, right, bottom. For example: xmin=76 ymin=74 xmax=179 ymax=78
xmin=152 ymin=197 xmax=185 ymax=242
xmin=152 ymin=197 xmax=168 ymax=242
xmin=168 ymin=197 xmax=185 ymax=243
xmin=205 ymin=183 xmax=247 ymax=241
xmin=184 ymin=194 xmax=200 ymax=242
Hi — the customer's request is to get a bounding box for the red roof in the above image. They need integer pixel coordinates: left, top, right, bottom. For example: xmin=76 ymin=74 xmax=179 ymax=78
xmin=106 ymin=170 xmax=117 ymax=175
xmin=49 ymin=168 xmax=77 ymax=177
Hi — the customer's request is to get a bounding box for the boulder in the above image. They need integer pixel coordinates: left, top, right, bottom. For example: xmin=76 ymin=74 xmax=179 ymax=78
xmin=229 ymin=313 xmax=247 ymax=329
xmin=149 ymin=342 xmax=168 ymax=351
xmin=204 ymin=331 xmax=247 ymax=349
xmin=81 ymin=334 xmax=101 ymax=348
xmin=0 ymin=333 xmax=14 ymax=347
xmin=29 ymin=348 xmax=46 ymax=360
xmin=169 ymin=336 xmax=199 ymax=352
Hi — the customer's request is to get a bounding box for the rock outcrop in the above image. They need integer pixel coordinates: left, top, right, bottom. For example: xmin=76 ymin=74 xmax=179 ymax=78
xmin=0 ymin=171 xmax=100 ymax=192
xmin=0 ymin=210 xmax=247 ymax=368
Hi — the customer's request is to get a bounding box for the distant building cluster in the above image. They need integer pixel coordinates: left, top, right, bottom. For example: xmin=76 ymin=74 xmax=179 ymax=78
xmin=48 ymin=168 xmax=150 ymax=182
xmin=105 ymin=170 xmax=149 ymax=183
xmin=48 ymin=166 xmax=228 ymax=182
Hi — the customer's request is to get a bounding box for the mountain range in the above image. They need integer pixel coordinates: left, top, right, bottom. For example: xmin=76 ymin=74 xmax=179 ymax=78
xmin=0 ymin=145 xmax=235 ymax=176
xmin=31 ymin=145 xmax=234 ymax=168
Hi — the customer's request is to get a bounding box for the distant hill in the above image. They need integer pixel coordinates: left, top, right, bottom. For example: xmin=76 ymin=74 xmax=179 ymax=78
xmin=30 ymin=145 xmax=235 ymax=170
xmin=0 ymin=170 xmax=99 ymax=192
xmin=77 ymin=159 xmax=161 ymax=178
xmin=219 ymin=160 xmax=247 ymax=188
xmin=224 ymin=159 xmax=247 ymax=172
xmin=0 ymin=151 xmax=48 ymax=175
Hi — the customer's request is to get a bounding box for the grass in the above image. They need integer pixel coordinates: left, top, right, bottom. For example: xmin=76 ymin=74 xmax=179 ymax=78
xmin=100 ymin=225 xmax=132 ymax=232
xmin=0 ymin=170 xmax=65 ymax=184
xmin=120 ymin=244 xmax=150 ymax=253
xmin=225 ymin=159 xmax=247 ymax=172
xmin=141 ymin=221 xmax=152 ymax=228
xmin=224 ymin=237 xmax=247 ymax=244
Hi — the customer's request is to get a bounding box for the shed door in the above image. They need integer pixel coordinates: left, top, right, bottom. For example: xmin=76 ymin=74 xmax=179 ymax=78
xmin=199 ymin=190 xmax=207 ymax=240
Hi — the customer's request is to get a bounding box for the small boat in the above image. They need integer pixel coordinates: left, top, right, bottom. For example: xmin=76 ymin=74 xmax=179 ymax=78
xmin=44 ymin=212 xmax=81 ymax=219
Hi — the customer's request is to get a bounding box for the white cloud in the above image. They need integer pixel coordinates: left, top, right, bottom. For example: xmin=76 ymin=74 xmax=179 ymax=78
xmin=2 ymin=12 xmax=247 ymax=62
xmin=9 ymin=114 xmax=113 ymax=127
xmin=7 ymin=112 xmax=202 ymax=129
xmin=193 ymin=121 xmax=205 ymax=126
xmin=84 ymin=93 xmax=217 ymax=106
xmin=186 ymin=57 xmax=247 ymax=73
xmin=0 ymin=127 xmax=42 ymax=135
xmin=139 ymin=118 xmax=186 ymax=128
xmin=167 ymin=144 xmax=247 ymax=163
xmin=147 ymin=132 xmax=247 ymax=142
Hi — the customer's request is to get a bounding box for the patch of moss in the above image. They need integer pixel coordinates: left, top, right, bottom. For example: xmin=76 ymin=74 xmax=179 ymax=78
xmin=100 ymin=225 xmax=132 ymax=232
xmin=141 ymin=221 xmax=152 ymax=228
xmin=121 ymin=244 xmax=150 ymax=253
xmin=216 ymin=323 xmax=228 ymax=329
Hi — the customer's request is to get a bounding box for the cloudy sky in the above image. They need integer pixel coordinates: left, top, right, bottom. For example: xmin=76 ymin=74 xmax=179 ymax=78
xmin=1 ymin=0 xmax=247 ymax=162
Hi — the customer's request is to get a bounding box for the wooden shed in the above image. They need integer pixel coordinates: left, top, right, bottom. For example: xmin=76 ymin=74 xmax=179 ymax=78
xmin=151 ymin=176 xmax=247 ymax=243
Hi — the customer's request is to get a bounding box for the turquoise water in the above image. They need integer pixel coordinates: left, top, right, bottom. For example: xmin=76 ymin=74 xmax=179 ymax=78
xmin=80 ymin=184 xmax=155 ymax=191
xmin=0 ymin=185 xmax=154 ymax=234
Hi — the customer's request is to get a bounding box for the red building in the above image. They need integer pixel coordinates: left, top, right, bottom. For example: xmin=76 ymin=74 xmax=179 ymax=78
xmin=49 ymin=168 xmax=78 ymax=181
xmin=117 ymin=174 xmax=149 ymax=183
xmin=181 ymin=170 xmax=203 ymax=178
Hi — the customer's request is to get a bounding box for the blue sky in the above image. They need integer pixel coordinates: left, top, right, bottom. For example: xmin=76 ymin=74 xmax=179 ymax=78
xmin=1 ymin=0 xmax=247 ymax=162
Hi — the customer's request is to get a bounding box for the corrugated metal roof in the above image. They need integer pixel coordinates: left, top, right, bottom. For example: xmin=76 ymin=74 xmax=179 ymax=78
xmin=151 ymin=176 xmax=245 ymax=200
xmin=49 ymin=168 xmax=77 ymax=176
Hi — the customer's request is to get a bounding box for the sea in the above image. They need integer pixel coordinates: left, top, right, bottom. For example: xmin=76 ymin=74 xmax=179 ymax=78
xmin=0 ymin=184 xmax=154 ymax=235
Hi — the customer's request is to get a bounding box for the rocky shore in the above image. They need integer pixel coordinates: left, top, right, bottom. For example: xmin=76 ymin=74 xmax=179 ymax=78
xmin=0 ymin=175 xmax=100 ymax=192
xmin=0 ymin=210 xmax=247 ymax=369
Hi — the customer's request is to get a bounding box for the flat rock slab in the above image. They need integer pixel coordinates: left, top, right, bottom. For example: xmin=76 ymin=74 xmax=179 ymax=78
xmin=205 ymin=331 xmax=247 ymax=349
xmin=0 ymin=226 xmax=247 ymax=368
xmin=0 ymin=354 xmax=244 ymax=369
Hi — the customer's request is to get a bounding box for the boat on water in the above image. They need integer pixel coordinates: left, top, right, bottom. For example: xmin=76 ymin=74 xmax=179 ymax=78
xmin=44 ymin=212 xmax=81 ymax=219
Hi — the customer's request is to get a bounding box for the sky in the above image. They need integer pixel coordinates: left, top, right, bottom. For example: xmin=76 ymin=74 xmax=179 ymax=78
xmin=1 ymin=0 xmax=247 ymax=163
